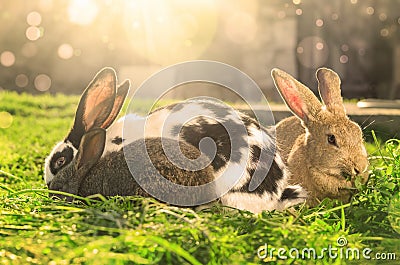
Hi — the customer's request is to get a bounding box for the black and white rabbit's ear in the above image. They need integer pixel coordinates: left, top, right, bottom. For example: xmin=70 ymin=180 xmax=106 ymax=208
xmin=100 ymin=79 xmax=130 ymax=130
xmin=271 ymin=68 xmax=322 ymax=123
xmin=67 ymin=67 xmax=117 ymax=148
xmin=316 ymin=68 xmax=346 ymax=116
xmin=75 ymin=128 xmax=106 ymax=175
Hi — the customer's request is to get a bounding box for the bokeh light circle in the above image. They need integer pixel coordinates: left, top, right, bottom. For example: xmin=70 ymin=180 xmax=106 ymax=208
xmin=366 ymin=6 xmax=374 ymax=15
xmin=340 ymin=55 xmax=349 ymax=64
xmin=34 ymin=74 xmax=51 ymax=92
xmin=0 ymin=51 xmax=15 ymax=67
xmin=296 ymin=36 xmax=329 ymax=68
xmin=58 ymin=44 xmax=74 ymax=60
xmin=15 ymin=74 xmax=29 ymax=88
xmin=0 ymin=111 xmax=13 ymax=129
xmin=315 ymin=19 xmax=324 ymax=27
xmin=27 ymin=11 xmax=42 ymax=26
xmin=26 ymin=26 xmax=41 ymax=41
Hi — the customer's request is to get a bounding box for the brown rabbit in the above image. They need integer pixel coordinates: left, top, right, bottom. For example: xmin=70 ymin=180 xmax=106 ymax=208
xmin=272 ymin=68 xmax=369 ymax=206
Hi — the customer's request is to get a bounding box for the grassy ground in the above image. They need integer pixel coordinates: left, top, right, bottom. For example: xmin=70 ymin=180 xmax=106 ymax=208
xmin=0 ymin=91 xmax=399 ymax=264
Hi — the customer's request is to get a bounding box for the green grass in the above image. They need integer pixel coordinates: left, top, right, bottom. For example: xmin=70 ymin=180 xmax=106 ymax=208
xmin=0 ymin=91 xmax=399 ymax=264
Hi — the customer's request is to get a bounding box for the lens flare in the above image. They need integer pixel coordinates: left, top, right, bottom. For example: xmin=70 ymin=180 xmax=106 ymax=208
xmin=124 ymin=0 xmax=217 ymax=65
xmin=68 ymin=0 xmax=98 ymax=26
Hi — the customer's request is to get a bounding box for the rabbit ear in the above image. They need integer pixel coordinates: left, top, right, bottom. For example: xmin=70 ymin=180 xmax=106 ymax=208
xmin=75 ymin=128 xmax=106 ymax=175
xmin=67 ymin=68 xmax=116 ymax=148
xmin=316 ymin=68 xmax=346 ymax=116
xmin=100 ymin=79 xmax=130 ymax=129
xmin=271 ymin=68 xmax=322 ymax=122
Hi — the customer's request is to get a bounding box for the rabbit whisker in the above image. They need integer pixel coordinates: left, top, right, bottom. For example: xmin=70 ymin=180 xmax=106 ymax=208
xmin=362 ymin=119 xmax=375 ymax=131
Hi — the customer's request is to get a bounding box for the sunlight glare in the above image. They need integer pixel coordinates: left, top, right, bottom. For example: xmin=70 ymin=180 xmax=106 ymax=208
xmin=225 ymin=12 xmax=257 ymax=44
xmin=68 ymin=0 xmax=98 ymax=26
xmin=124 ymin=0 xmax=217 ymax=65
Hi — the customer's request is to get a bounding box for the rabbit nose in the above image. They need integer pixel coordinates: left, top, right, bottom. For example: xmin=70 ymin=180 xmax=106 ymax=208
xmin=352 ymin=167 xmax=360 ymax=175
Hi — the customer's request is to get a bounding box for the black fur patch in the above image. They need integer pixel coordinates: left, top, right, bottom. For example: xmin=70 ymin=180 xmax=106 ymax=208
xmin=66 ymin=128 xmax=83 ymax=149
xmin=111 ymin=136 xmax=123 ymax=145
xmin=49 ymin=146 xmax=74 ymax=175
xmin=279 ymin=187 xmax=300 ymax=201
xmin=238 ymin=152 xmax=283 ymax=195
xmin=250 ymin=145 xmax=261 ymax=164
xmin=172 ymin=117 xmax=247 ymax=172
xmin=241 ymin=114 xmax=261 ymax=131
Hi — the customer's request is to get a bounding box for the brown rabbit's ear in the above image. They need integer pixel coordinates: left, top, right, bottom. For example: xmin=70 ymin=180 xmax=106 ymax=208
xmin=67 ymin=68 xmax=116 ymax=148
xmin=271 ymin=68 xmax=322 ymax=123
xmin=100 ymin=79 xmax=130 ymax=129
xmin=75 ymin=128 xmax=106 ymax=175
xmin=316 ymin=68 xmax=346 ymax=116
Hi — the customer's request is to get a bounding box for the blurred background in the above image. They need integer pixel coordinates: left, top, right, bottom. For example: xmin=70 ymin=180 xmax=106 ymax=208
xmin=0 ymin=0 xmax=399 ymax=101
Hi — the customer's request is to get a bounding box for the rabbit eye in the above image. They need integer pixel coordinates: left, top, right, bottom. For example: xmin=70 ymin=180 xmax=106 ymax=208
xmin=327 ymin=134 xmax=337 ymax=146
xmin=55 ymin=157 xmax=66 ymax=168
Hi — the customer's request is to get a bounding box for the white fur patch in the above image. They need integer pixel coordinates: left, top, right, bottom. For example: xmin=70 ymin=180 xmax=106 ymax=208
xmin=221 ymin=191 xmax=281 ymax=213
xmin=216 ymin=157 xmax=250 ymax=191
xmin=44 ymin=141 xmax=77 ymax=184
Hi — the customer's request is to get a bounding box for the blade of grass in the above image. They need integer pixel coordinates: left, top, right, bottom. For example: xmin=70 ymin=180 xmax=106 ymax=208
xmin=149 ymin=236 xmax=202 ymax=265
xmin=8 ymin=188 xmax=94 ymax=204
xmin=372 ymin=130 xmax=388 ymax=166
xmin=0 ymin=183 xmax=15 ymax=193
xmin=304 ymin=197 xmax=368 ymax=219
xmin=341 ymin=205 xmax=346 ymax=232
xmin=0 ymin=169 xmax=27 ymax=183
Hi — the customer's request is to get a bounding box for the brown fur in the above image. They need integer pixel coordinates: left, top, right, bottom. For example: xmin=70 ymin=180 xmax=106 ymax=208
xmin=273 ymin=68 xmax=369 ymax=206
xmin=49 ymin=129 xmax=216 ymax=204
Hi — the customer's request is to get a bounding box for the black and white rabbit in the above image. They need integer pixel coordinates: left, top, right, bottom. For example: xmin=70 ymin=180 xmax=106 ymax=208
xmin=45 ymin=67 xmax=306 ymax=213
xmin=44 ymin=68 xmax=131 ymax=185
xmin=48 ymin=128 xmax=217 ymax=206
